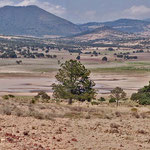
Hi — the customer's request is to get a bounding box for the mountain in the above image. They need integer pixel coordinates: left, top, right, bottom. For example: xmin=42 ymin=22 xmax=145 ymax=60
xmin=0 ymin=5 xmax=81 ymax=37
xmin=143 ymin=18 xmax=150 ymax=22
xmin=72 ymin=26 xmax=133 ymax=42
xmin=79 ymin=19 xmax=150 ymax=33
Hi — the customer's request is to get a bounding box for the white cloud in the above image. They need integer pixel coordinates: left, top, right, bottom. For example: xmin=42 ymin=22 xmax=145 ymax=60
xmin=0 ymin=0 xmax=14 ymax=7
xmin=39 ymin=2 xmax=66 ymax=16
xmin=123 ymin=5 xmax=150 ymax=19
xmin=100 ymin=5 xmax=150 ymax=22
xmin=16 ymin=0 xmax=66 ymax=16
xmin=0 ymin=0 xmax=66 ymax=17
xmin=16 ymin=0 xmax=37 ymax=6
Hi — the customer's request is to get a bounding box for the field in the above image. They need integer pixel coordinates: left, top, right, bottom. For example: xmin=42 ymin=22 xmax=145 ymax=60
xmin=0 ymin=37 xmax=150 ymax=150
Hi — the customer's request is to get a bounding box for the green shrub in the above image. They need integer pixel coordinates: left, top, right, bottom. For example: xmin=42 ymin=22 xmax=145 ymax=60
xmin=34 ymin=95 xmax=40 ymax=100
xmin=130 ymin=82 xmax=150 ymax=105
xmin=139 ymin=98 xmax=150 ymax=105
xmin=98 ymin=97 xmax=106 ymax=102
xmin=131 ymin=93 xmax=150 ymax=105
xmin=109 ymin=97 xmax=116 ymax=103
xmin=131 ymin=93 xmax=147 ymax=101
xmin=91 ymin=101 xmax=99 ymax=105
xmin=30 ymin=98 xmax=37 ymax=104
xmin=2 ymin=95 xmax=9 ymax=100
xmin=34 ymin=91 xmax=50 ymax=103
xmin=2 ymin=94 xmax=15 ymax=100
xmin=8 ymin=94 xmax=15 ymax=98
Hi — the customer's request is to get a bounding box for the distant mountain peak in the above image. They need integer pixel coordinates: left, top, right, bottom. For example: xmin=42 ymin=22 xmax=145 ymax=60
xmin=0 ymin=5 xmax=81 ymax=37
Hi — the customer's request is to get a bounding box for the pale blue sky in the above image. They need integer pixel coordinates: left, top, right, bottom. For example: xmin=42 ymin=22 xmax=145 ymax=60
xmin=0 ymin=0 xmax=150 ymax=23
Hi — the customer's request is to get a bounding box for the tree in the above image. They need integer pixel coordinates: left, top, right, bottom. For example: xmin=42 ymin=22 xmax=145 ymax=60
xmin=52 ymin=60 xmax=96 ymax=104
xmin=102 ymin=57 xmax=107 ymax=62
xmin=110 ymin=87 xmax=126 ymax=106
xmin=131 ymin=81 xmax=150 ymax=105
xmin=76 ymin=55 xmax=80 ymax=60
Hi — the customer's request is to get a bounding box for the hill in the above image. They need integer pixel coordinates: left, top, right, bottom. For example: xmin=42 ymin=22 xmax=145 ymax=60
xmin=72 ymin=26 xmax=133 ymax=42
xmin=0 ymin=5 xmax=81 ymax=37
xmin=79 ymin=19 xmax=150 ymax=33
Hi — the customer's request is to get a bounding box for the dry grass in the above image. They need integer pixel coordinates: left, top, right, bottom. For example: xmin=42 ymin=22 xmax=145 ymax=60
xmin=0 ymin=96 xmax=149 ymax=121
xmin=0 ymin=96 xmax=150 ymax=150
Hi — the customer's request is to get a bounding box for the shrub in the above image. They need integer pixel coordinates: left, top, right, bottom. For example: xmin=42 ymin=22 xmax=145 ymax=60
xmin=131 ymin=93 xmax=147 ymax=101
xmin=130 ymin=82 xmax=150 ymax=105
xmin=34 ymin=91 xmax=50 ymax=103
xmin=109 ymin=97 xmax=116 ymax=103
xmin=8 ymin=94 xmax=15 ymax=98
xmin=3 ymin=106 xmax=11 ymax=115
xmin=2 ymin=95 xmax=9 ymax=100
xmin=91 ymin=101 xmax=99 ymax=105
xmin=139 ymin=98 xmax=150 ymax=105
xmin=30 ymin=98 xmax=37 ymax=104
xmin=131 ymin=108 xmax=138 ymax=113
xmin=98 ymin=97 xmax=106 ymax=102
xmin=2 ymin=94 xmax=15 ymax=100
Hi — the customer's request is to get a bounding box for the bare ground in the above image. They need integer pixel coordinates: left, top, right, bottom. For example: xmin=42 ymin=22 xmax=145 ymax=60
xmin=0 ymin=98 xmax=150 ymax=150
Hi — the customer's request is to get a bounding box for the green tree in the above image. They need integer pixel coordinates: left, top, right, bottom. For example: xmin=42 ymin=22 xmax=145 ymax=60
xmin=131 ymin=81 xmax=150 ymax=105
xmin=110 ymin=87 xmax=126 ymax=106
xmin=52 ymin=60 xmax=96 ymax=104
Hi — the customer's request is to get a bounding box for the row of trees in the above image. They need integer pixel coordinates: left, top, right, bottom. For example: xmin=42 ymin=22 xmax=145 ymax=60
xmin=52 ymin=59 xmax=150 ymax=105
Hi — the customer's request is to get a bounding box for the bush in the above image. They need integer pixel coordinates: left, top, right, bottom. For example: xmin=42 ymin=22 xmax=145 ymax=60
xmin=131 ymin=93 xmax=147 ymax=101
xmin=139 ymin=98 xmax=150 ymax=105
xmin=8 ymin=94 xmax=15 ymax=98
xmin=98 ymin=97 xmax=106 ymax=102
xmin=34 ymin=91 xmax=50 ymax=103
xmin=131 ymin=85 xmax=150 ymax=105
xmin=30 ymin=98 xmax=37 ymax=104
xmin=3 ymin=106 xmax=11 ymax=115
xmin=131 ymin=108 xmax=138 ymax=113
xmin=109 ymin=97 xmax=116 ymax=103
xmin=2 ymin=95 xmax=9 ymax=100
xmin=91 ymin=101 xmax=99 ymax=105
xmin=2 ymin=94 xmax=15 ymax=100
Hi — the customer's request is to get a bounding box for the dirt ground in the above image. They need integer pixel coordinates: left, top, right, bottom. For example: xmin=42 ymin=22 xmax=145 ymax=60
xmin=0 ymin=98 xmax=150 ymax=150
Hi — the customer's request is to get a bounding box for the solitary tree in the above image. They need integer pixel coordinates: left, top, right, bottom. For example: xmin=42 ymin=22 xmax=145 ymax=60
xmin=76 ymin=55 xmax=80 ymax=60
xmin=102 ymin=57 xmax=108 ymax=62
xmin=110 ymin=87 xmax=126 ymax=106
xmin=52 ymin=60 xmax=96 ymax=104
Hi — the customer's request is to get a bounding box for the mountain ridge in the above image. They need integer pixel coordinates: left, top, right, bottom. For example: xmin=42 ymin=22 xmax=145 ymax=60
xmin=79 ymin=18 xmax=150 ymax=33
xmin=0 ymin=5 xmax=81 ymax=37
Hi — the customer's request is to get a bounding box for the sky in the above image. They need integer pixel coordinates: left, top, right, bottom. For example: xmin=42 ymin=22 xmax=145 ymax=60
xmin=0 ymin=0 xmax=150 ymax=23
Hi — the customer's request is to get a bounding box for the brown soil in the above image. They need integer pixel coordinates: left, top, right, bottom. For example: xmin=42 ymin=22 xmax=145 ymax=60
xmin=0 ymin=98 xmax=150 ymax=150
